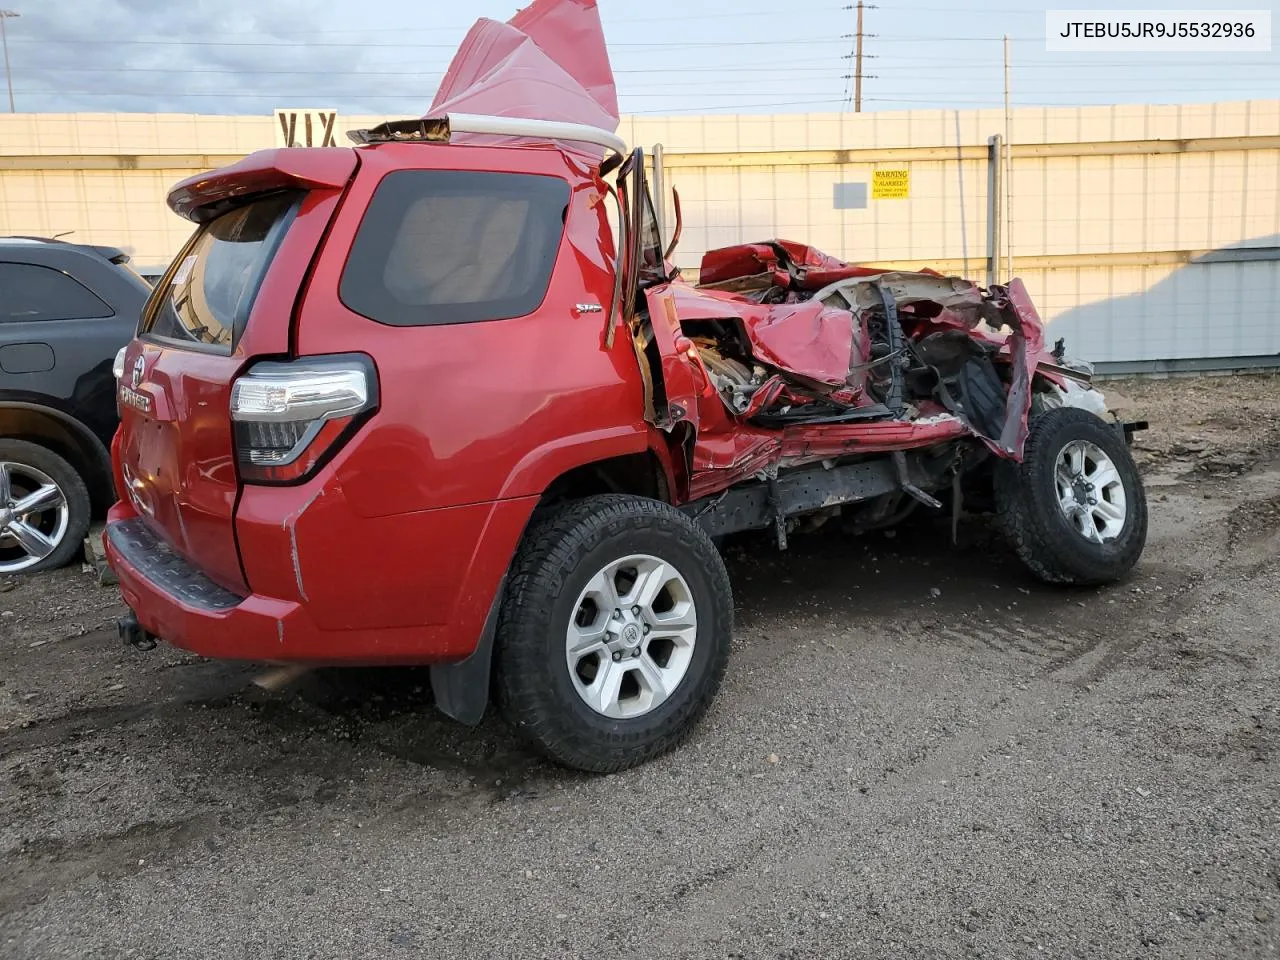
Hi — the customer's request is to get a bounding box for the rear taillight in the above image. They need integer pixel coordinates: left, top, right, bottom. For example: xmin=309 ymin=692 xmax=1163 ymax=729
xmin=230 ymin=354 xmax=378 ymax=484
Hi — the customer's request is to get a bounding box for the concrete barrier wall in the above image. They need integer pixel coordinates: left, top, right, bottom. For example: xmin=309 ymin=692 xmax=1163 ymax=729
xmin=2 ymin=101 xmax=1277 ymax=367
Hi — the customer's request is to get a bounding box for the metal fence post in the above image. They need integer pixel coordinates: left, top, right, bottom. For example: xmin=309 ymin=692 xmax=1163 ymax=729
xmin=986 ymin=134 xmax=1002 ymax=286
xmin=651 ymin=142 xmax=666 ymax=249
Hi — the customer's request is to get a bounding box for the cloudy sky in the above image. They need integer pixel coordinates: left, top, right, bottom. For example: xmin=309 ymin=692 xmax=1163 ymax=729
xmin=4 ymin=0 xmax=1278 ymax=117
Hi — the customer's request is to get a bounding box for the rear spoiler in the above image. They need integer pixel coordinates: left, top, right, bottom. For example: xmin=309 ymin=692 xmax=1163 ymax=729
xmin=89 ymin=244 xmax=131 ymax=265
xmin=167 ymin=148 xmax=358 ymax=223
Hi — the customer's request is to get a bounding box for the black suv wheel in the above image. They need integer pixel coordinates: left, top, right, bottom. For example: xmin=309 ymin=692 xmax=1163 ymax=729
xmin=495 ymin=495 xmax=733 ymax=773
xmin=996 ymin=407 xmax=1148 ymax=585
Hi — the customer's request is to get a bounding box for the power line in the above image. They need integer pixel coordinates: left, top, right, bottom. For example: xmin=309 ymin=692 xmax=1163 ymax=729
xmin=11 ymin=35 xmax=855 ymax=48
xmin=29 ymin=60 xmax=1275 ymax=77
xmin=22 ymin=89 xmax=1270 ymax=107
xmin=8 ymin=89 xmax=853 ymax=113
xmin=13 ymin=32 xmax=1068 ymax=50
xmin=202 ymin=8 xmax=850 ymax=32
xmin=629 ymin=98 xmax=849 ymax=114
xmin=14 ymin=88 xmax=851 ymax=99
xmin=20 ymin=80 xmax=1269 ymax=97
xmin=872 ymin=4 xmax=1040 ymax=10
xmin=25 ymin=64 xmax=856 ymax=79
xmin=848 ymin=55 xmax=1277 ymax=65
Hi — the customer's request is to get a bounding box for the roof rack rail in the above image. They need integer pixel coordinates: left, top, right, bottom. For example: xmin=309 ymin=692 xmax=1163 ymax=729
xmin=1 ymin=235 xmax=131 ymax=265
xmin=347 ymin=112 xmax=626 ymax=158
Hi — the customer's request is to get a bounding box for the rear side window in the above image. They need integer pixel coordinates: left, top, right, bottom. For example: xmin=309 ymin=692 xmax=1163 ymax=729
xmin=340 ymin=170 xmax=570 ymax=327
xmin=0 ymin=262 xmax=112 ymax=322
xmin=144 ymin=191 xmax=298 ymax=352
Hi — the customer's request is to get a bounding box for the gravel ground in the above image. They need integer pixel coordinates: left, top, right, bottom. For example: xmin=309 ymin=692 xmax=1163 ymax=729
xmin=2 ymin=375 xmax=1279 ymax=959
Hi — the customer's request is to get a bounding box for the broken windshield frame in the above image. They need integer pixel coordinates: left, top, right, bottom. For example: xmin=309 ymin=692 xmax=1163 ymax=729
xmin=611 ymin=148 xmax=666 ymax=331
xmin=631 ymin=154 xmax=667 ymax=291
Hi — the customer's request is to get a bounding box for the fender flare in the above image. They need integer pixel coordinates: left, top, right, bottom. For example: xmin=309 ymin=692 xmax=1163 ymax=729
xmin=0 ymin=400 xmax=113 ymax=475
xmin=497 ymin=424 xmax=677 ymax=502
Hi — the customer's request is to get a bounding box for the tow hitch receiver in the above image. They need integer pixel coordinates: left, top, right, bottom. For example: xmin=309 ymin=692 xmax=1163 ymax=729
xmin=1116 ymin=420 xmax=1150 ymax=446
xmin=118 ymin=612 xmax=158 ymax=651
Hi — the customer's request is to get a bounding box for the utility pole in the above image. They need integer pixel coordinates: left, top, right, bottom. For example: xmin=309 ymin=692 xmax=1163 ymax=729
xmin=1002 ymin=33 xmax=1012 ymax=281
xmin=0 ymin=10 xmax=17 ymax=114
xmin=855 ymin=1 xmax=865 ymax=112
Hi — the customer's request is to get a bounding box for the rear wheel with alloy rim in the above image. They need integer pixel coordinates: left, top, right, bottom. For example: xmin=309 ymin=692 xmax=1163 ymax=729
xmin=0 ymin=440 xmax=91 ymax=574
xmin=497 ymin=495 xmax=732 ymax=773
xmin=566 ymin=553 xmax=699 ymax=720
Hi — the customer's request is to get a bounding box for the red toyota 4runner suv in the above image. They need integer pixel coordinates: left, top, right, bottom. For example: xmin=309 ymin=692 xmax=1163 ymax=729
xmin=106 ymin=1 xmax=1147 ymax=773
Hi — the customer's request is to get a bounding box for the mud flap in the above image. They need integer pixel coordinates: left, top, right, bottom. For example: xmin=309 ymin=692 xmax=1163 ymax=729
xmin=430 ymin=575 xmax=505 ymax=726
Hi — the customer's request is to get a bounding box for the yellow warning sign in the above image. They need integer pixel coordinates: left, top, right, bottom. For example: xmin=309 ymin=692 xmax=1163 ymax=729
xmin=871 ymin=169 xmax=910 ymax=200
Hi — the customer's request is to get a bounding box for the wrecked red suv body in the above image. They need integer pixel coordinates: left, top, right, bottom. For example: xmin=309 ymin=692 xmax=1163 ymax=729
xmin=106 ymin=0 xmax=1147 ymax=772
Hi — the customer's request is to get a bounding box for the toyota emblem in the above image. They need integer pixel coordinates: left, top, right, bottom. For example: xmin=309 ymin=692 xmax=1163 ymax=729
xmin=130 ymin=354 xmax=146 ymax=389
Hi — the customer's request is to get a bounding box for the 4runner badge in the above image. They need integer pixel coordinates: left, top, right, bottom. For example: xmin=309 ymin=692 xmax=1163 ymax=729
xmin=118 ymin=355 xmax=154 ymax=415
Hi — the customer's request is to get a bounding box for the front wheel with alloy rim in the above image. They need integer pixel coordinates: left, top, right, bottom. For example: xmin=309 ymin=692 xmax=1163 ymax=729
xmin=0 ymin=439 xmax=91 ymax=574
xmin=496 ymin=495 xmax=732 ymax=773
xmin=996 ymin=406 xmax=1147 ymax=585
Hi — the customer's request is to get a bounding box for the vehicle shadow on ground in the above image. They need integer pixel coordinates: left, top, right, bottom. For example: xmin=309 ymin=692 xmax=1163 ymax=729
xmin=241 ymin=667 xmax=546 ymax=784
xmin=255 ymin=513 xmax=1095 ymax=779
xmin=724 ymin=510 xmax=1092 ymax=627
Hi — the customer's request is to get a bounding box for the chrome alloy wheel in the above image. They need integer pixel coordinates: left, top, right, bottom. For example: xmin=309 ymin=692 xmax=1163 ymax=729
xmin=1054 ymin=440 xmax=1127 ymax=544
xmin=565 ymin=554 xmax=698 ymax=719
xmin=0 ymin=461 xmax=70 ymax=573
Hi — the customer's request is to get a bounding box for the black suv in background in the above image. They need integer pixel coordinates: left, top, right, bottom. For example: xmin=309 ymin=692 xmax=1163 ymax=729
xmin=0 ymin=238 xmax=150 ymax=573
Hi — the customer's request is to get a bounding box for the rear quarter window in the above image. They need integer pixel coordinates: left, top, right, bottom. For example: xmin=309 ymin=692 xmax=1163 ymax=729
xmin=0 ymin=262 xmax=113 ymax=322
xmin=339 ymin=170 xmax=570 ymax=327
xmin=143 ymin=191 xmax=298 ymax=352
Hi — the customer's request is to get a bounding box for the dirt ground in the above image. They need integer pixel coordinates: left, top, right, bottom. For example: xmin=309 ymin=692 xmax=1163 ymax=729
xmin=2 ymin=374 xmax=1279 ymax=959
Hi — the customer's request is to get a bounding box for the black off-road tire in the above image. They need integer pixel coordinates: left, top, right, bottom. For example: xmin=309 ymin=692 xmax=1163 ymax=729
xmin=495 ymin=495 xmax=733 ymax=773
xmin=995 ymin=407 xmax=1147 ymax=585
xmin=0 ymin=439 xmax=92 ymax=574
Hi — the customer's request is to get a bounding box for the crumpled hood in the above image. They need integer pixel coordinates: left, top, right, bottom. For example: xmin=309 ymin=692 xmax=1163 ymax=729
xmin=427 ymin=0 xmax=619 ymax=156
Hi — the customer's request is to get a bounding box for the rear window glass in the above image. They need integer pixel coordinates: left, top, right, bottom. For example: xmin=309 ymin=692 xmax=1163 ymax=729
xmin=144 ymin=191 xmax=298 ymax=351
xmin=0 ymin=262 xmax=112 ymax=322
xmin=340 ymin=170 xmax=570 ymax=327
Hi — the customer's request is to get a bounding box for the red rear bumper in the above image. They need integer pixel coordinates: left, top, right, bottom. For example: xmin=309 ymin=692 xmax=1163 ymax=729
xmin=106 ymin=513 xmax=435 ymax=663
xmin=104 ymin=491 xmax=534 ymax=665
xmin=107 ymin=514 xmax=309 ymax=660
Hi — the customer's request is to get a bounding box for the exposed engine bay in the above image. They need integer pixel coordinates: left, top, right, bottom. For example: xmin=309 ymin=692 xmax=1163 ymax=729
xmin=669 ymin=240 xmax=1044 ymax=445
xmin=634 ymin=239 xmax=1109 ymax=503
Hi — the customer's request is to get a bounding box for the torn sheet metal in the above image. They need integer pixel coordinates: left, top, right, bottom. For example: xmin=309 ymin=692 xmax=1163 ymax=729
xmin=998 ymin=278 xmax=1048 ymax=456
xmin=698 ymin=240 xmax=927 ymax=294
xmin=427 ymin=0 xmax=618 ymax=156
xmin=637 ymin=239 xmax=1064 ymax=502
xmin=740 ymin=303 xmax=857 ymax=387
xmin=650 ymin=285 xmax=858 ymax=388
